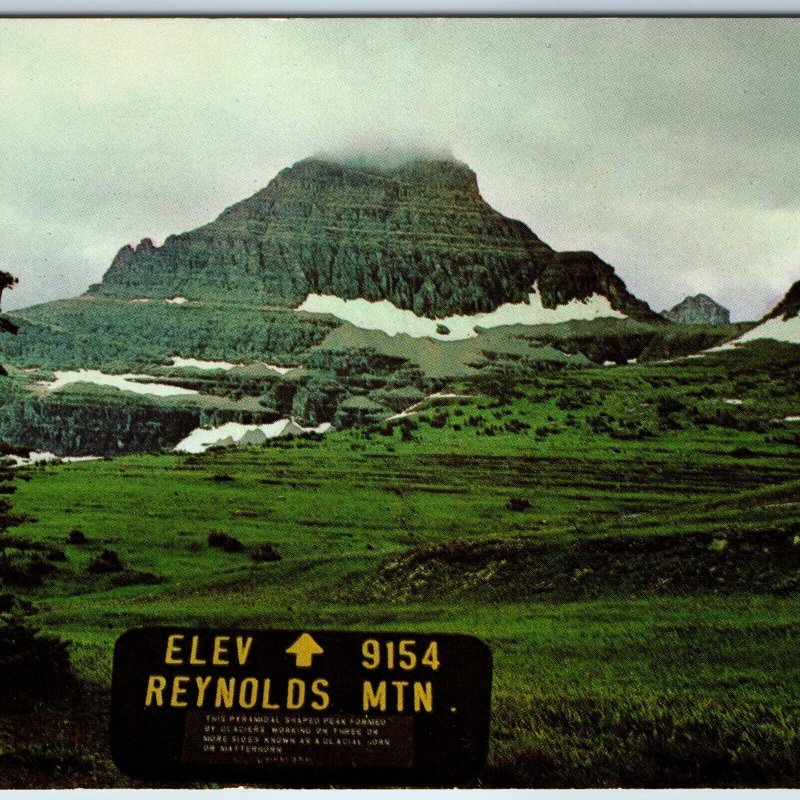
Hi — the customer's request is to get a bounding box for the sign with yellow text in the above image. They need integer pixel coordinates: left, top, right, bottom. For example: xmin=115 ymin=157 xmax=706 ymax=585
xmin=111 ymin=627 xmax=492 ymax=785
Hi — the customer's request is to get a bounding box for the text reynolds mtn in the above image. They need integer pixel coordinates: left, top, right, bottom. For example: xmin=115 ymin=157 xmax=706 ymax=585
xmin=111 ymin=627 xmax=492 ymax=784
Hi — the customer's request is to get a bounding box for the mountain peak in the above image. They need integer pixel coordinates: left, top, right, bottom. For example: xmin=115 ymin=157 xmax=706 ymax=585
xmin=662 ymin=294 xmax=730 ymax=325
xmin=99 ymin=153 xmax=660 ymax=322
xmin=271 ymin=155 xmax=479 ymax=194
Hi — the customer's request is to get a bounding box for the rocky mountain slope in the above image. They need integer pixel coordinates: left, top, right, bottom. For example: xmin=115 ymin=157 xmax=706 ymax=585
xmin=662 ymin=294 xmax=730 ymax=325
xmin=719 ymin=279 xmax=800 ymax=347
xmin=97 ymin=156 xmax=661 ymax=321
xmin=763 ymin=279 xmax=800 ymax=321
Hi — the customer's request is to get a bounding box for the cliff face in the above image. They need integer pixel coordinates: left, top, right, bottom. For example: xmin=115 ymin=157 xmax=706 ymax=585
xmin=0 ymin=394 xmax=272 ymax=457
xmin=662 ymin=294 xmax=730 ymax=325
xmin=99 ymin=156 xmax=661 ymax=321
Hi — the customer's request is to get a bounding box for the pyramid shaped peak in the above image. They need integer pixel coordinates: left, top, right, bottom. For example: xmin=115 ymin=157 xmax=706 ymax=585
xmin=98 ymin=150 xmax=659 ymax=321
xmin=662 ymin=293 xmax=730 ymax=325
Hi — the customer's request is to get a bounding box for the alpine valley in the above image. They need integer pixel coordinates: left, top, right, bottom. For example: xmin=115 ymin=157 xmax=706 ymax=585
xmin=1 ymin=156 xmax=800 ymax=789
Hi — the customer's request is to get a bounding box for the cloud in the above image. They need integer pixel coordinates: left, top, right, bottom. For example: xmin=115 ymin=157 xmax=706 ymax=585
xmin=312 ymin=142 xmax=455 ymax=170
xmin=1 ymin=18 xmax=799 ymax=318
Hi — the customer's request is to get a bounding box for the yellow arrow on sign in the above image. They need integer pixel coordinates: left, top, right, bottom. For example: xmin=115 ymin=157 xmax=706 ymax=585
xmin=286 ymin=633 xmax=324 ymax=668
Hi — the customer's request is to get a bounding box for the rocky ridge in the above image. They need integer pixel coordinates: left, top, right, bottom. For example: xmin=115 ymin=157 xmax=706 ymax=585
xmin=763 ymin=280 xmax=800 ymax=321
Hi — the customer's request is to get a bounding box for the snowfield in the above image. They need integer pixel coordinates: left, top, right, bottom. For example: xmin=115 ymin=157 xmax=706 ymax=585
xmin=40 ymin=370 xmax=199 ymax=397
xmin=386 ymin=392 xmax=472 ymax=421
xmin=3 ymin=452 xmax=102 ymax=468
xmin=129 ymin=297 xmax=188 ymax=304
xmin=174 ymin=419 xmax=332 ymax=454
xmin=296 ymin=292 xmax=624 ymax=340
xmin=714 ymin=314 xmax=800 ymax=350
xmin=170 ymin=357 xmax=241 ymax=371
xmin=169 ymin=357 xmax=295 ymax=375
xmin=261 ymin=363 xmax=295 ymax=376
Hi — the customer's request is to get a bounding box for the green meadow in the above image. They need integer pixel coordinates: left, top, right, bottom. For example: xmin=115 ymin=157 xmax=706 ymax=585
xmin=2 ymin=347 xmax=800 ymax=788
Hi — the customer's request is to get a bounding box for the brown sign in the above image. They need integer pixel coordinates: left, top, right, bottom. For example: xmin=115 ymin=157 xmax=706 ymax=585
xmin=111 ymin=627 xmax=492 ymax=785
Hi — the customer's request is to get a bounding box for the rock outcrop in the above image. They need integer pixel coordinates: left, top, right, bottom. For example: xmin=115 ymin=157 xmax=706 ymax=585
xmin=763 ymin=280 xmax=800 ymax=321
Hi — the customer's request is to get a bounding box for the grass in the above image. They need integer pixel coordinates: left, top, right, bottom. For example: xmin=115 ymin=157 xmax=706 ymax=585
xmin=2 ymin=350 xmax=800 ymax=787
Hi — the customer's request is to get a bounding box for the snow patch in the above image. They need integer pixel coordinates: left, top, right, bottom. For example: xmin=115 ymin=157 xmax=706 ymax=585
xmin=723 ymin=399 xmax=743 ymax=405
xmin=174 ymin=419 xmax=331 ymax=454
xmin=28 ymin=451 xmax=57 ymax=464
xmin=263 ymin=363 xmax=295 ymax=376
xmin=171 ymin=357 xmax=241 ymax=371
xmin=166 ymin=296 xmax=189 ymax=305
xmin=654 ymin=354 xmax=708 ymax=363
xmin=784 ymin=416 xmax=800 ymax=422
xmin=386 ymin=392 xmax=471 ymax=421
xmin=40 ymin=370 xmax=199 ymax=397
xmin=169 ymin=357 xmax=295 ymax=375
xmin=3 ymin=452 xmax=102 ymax=468
xmin=296 ymin=292 xmax=624 ymax=340
xmin=714 ymin=314 xmax=800 ymax=350
xmin=387 ymin=410 xmax=419 ymax=422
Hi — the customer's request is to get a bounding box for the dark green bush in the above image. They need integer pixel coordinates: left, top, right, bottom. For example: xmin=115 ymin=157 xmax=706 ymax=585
xmin=208 ymin=531 xmax=245 ymax=552
xmin=67 ymin=528 xmax=86 ymax=544
xmin=46 ymin=547 xmax=67 ymax=562
xmin=87 ymin=548 xmax=124 ymax=573
xmin=506 ymin=497 xmax=532 ymax=512
xmin=0 ymin=614 xmax=73 ymax=709
xmin=251 ymin=544 xmax=281 ymax=562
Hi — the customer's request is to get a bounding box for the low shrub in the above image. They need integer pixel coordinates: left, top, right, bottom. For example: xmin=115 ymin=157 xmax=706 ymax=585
xmin=25 ymin=554 xmax=58 ymax=577
xmin=206 ymin=474 xmax=235 ymax=483
xmin=109 ymin=570 xmax=161 ymax=587
xmin=208 ymin=531 xmax=245 ymax=553
xmin=0 ymin=614 xmax=74 ymax=709
xmin=506 ymin=496 xmax=532 ymax=512
xmin=66 ymin=528 xmax=86 ymax=544
xmin=251 ymin=544 xmax=281 ymax=562
xmin=87 ymin=549 xmax=124 ymax=573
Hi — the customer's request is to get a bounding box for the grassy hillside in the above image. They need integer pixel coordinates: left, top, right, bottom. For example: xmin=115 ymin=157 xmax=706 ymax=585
xmin=2 ymin=346 xmax=800 ymax=788
xmin=3 ymin=296 xmax=338 ymax=371
xmin=3 ymin=295 xmax=748 ymax=378
xmin=0 ymin=293 xmax=754 ymax=458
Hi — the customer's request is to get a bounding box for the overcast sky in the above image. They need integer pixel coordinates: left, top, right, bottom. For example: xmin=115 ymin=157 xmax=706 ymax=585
xmin=2 ymin=18 xmax=800 ymax=319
